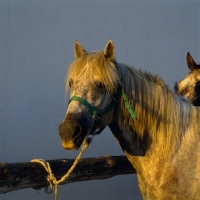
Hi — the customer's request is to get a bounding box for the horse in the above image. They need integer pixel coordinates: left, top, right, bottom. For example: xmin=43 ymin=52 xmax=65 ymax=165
xmin=59 ymin=40 xmax=200 ymax=199
xmin=174 ymin=52 xmax=200 ymax=106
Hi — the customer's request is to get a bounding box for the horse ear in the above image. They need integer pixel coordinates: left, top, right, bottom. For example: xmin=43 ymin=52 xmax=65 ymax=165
xmin=187 ymin=52 xmax=198 ymax=70
xmin=104 ymin=39 xmax=115 ymax=61
xmin=74 ymin=40 xmax=87 ymax=59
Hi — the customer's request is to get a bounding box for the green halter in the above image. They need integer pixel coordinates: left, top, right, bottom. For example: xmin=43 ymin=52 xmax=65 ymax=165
xmin=68 ymin=89 xmax=136 ymax=136
xmin=121 ymin=89 xmax=137 ymax=119
xmin=68 ymin=95 xmax=118 ymax=121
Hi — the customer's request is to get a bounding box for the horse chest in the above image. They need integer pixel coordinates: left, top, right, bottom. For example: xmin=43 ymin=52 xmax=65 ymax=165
xmin=126 ymin=134 xmax=200 ymax=200
xmin=126 ymin=151 xmax=199 ymax=200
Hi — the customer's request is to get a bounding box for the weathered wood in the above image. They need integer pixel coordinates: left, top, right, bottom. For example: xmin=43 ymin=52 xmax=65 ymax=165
xmin=0 ymin=155 xmax=136 ymax=194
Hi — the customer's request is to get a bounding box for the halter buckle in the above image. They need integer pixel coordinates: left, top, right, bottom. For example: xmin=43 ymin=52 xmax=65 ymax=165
xmin=93 ymin=111 xmax=101 ymax=121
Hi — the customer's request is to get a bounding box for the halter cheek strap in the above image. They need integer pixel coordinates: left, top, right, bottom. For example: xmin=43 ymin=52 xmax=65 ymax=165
xmin=122 ymin=89 xmax=137 ymax=119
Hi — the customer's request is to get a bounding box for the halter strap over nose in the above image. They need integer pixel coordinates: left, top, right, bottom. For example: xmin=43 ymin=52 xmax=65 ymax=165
xmin=68 ymin=96 xmax=117 ymax=119
xmin=68 ymin=95 xmax=118 ymax=136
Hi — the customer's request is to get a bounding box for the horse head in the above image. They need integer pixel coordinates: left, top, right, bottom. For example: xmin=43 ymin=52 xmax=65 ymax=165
xmin=174 ymin=52 xmax=200 ymax=106
xmin=59 ymin=40 xmax=119 ymax=150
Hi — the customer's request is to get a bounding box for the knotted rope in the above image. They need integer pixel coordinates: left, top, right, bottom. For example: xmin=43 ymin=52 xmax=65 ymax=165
xmin=31 ymin=138 xmax=90 ymax=200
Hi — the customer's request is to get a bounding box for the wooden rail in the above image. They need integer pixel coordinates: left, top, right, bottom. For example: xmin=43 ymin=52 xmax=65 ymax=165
xmin=0 ymin=155 xmax=136 ymax=194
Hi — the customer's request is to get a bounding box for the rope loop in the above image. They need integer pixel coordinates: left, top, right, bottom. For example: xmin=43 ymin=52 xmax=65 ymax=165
xmin=31 ymin=138 xmax=90 ymax=200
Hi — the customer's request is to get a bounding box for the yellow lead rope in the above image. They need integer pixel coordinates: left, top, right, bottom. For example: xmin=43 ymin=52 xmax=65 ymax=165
xmin=31 ymin=139 xmax=90 ymax=200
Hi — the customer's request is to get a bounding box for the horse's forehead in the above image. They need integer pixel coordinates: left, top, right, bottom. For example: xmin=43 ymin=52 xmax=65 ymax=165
xmin=194 ymin=70 xmax=200 ymax=81
xmin=72 ymin=77 xmax=99 ymax=96
xmin=73 ymin=76 xmax=98 ymax=87
xmin=73 ymin=79 xmax=93 ymax=92
xmin=71 ymin=60 xmax=102 ymax=79
xmin=180 ymin=70 xmax=200 ymax=86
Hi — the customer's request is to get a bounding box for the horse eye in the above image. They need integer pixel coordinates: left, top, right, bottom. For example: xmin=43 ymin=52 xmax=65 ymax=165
xmin=98 ymin=82 xmax=105 ymax=89
xmin=69 ymin=79 xmax=73 ymax=88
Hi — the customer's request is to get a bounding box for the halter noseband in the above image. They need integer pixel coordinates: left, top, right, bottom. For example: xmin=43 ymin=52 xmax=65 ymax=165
xmin=68 ymin=95 xmax=118 ymax=136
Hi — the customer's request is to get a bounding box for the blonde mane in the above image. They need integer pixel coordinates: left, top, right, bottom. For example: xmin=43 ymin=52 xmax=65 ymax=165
xmin=66 ymin=51 xmax=199 ymax=152
xmin=66 ymin=52 xmax=121 ymax=94
xmin=117 ymin=63 xmax=198 ymax=151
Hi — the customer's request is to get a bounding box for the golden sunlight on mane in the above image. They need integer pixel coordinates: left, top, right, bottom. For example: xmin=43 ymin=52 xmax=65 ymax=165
xmin=116 ymin=63 xmax=197 ymax=153
xmin=66 ymin=52 xmax=121 ymax=94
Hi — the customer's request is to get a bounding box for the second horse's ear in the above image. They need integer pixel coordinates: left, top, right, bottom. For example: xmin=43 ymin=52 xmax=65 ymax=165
xmin=74 ymin=40 xmax=87 ymax=59
xmin=187 ymin=52 xmax=198 ymax=70
xmin=104 ymin=39 xmax=115 ymax=61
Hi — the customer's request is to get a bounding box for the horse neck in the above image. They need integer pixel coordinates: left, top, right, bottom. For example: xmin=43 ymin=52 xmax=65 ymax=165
xmin=109 ymin=65 xmax=194 ymax=159
xmin=108 ymin=96 xmax=152 ymax=157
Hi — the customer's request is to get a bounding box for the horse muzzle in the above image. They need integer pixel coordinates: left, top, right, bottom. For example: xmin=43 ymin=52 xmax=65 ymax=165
xmin=59 ymin=119 xmax=88 ymax=150
xmin=61 ymin=140 xmax=79 ymax=150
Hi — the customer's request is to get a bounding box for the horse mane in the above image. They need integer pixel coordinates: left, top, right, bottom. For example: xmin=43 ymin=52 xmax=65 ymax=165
xmin=66 ymin=51 xmax=199 ymax=153
xmin=117 ymin=63 xmax=200 ymax=152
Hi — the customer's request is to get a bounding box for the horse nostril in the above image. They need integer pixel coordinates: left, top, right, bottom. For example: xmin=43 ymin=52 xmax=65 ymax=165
xmin=72 ymin=125 xmax=81 ymax=138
